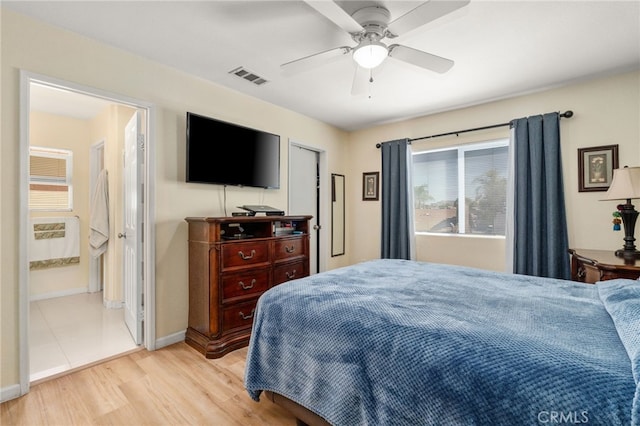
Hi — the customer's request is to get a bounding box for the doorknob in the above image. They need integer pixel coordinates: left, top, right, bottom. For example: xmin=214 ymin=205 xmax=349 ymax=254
xmin=313 ymin=224 xmax=321 ymax=230
xmin=118 ymin=232 xmax=127 ymax=239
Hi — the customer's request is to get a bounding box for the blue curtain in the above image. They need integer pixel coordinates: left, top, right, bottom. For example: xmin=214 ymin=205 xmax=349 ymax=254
xmin=380 ymin=139 xmax=414 ymax=260
xmin=512 ymin=113 xmax=570 ymax=279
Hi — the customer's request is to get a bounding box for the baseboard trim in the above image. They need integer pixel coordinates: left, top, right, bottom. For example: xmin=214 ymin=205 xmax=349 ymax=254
xmin=1 ymin=384 xmax=22 ymax=403
xmin=29 ymin=287 xmax=87 ymax=302
xmin=103 ymin=299 xmax=123 ymax=309
xmin=155 ymin=330 xmax=186 ymax=349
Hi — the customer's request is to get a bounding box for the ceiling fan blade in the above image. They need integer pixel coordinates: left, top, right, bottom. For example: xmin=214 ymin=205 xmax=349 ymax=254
xmin=281 ymin=46 xmax=351 ymax=76
xmin=387 ymin=0 xmax=470 ymax=36
xmin=304 ymin=1 xmax=363 ymax=34
xmin=388 ymin=44 xmax=454 ymax=74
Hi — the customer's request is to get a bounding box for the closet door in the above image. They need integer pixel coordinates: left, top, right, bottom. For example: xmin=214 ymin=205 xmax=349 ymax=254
xmin=289 ymin=144 xmax=319 ymax=274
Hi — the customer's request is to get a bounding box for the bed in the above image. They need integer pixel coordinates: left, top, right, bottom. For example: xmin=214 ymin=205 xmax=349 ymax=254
xmin=244 ymin=259 xmax=640 ymax=426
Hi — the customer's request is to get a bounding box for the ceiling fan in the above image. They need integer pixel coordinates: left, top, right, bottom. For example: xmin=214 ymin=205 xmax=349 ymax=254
xmin=281 ymin=1 xmax=470 ymax=95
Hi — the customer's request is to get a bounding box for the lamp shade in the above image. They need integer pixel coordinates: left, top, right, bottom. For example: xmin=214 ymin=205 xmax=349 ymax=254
xmin=352 ymin=40 xmax=388 ymax=69
xmin=602 ymin=166 xmax=640 ymax=200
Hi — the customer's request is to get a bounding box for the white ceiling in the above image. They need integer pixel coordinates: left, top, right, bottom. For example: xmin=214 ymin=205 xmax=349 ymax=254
xmin=7 ymin=1 xmax=640 ymax=131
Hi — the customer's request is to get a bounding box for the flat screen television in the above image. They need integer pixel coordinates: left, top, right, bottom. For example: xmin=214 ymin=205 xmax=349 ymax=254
xmin=186 ymin=112 xmax=280 ymax=189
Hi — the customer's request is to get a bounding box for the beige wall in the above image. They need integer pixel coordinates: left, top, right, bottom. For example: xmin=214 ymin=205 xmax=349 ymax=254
xmin=29 ymin=111 xmax=92 ymax=297
xmin=89 ymin=104 xmax=137 ymax=304
xmin=346 ymin=70 xmax=640 ymax=270
xmin=1 ymin=9 xmax=348 ymax=390
xmin=2 ymin=7 xmax=638 ymax=394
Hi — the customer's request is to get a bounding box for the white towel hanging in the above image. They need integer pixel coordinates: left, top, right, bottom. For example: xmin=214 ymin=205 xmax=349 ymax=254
xmin=90 ymin=169 xmax=110 ymax=257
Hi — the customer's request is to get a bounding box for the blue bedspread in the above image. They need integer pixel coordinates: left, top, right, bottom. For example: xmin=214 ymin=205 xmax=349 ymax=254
xmin=244 ymin=259 xmax=639 ymax=425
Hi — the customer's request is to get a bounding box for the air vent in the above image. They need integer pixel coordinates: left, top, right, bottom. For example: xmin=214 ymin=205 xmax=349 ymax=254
xmin=229 ymin=67 xmax=269 ymax=86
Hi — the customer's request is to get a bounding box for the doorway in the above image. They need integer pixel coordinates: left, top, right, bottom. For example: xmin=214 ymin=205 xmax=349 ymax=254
xmin=18 ymin=72 xmax=156 ymax=393
xmin=288 ymin=142 xmax=325 ymax=274
xmin=89 ymin=140 xmax=105 ymax=294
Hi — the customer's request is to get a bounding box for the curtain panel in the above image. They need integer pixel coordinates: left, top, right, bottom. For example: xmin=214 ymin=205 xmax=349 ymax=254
xmin=510 ymin=113 xmax=570 ymax=279
xmin=380 ymin=139 xmax=415 ymax=260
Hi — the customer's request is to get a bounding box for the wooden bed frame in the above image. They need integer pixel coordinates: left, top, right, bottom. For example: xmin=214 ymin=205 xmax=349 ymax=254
xmin=265 ymin=391 xmax=331 ymax=426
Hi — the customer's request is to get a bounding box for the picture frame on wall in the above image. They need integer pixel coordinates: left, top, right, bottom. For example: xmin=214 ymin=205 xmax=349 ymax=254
xmin=362 ymin=171 xmax=379 ymax=201
xmin=578 ymin=144 xmax=619 ymax=192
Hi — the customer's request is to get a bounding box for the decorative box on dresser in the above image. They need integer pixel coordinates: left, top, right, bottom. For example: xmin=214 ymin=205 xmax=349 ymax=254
xmin=569 ymin=248 xmax=640 ymax=283
xmin=185 ymin=215 xmax=312 ymax=358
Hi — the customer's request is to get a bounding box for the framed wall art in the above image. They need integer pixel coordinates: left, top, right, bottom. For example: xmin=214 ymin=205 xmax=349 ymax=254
xmin=362 ymin=171 xmax=379 ymax=201
xmin=578 ymin=144 xmax=618 ymax=192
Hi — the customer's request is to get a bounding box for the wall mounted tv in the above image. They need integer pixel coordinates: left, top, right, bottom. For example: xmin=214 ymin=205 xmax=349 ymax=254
xmin=186 ymin=112 xmax=280 ymax=189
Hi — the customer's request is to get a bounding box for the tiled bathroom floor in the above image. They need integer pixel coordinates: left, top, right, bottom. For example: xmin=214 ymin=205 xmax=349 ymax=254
xmin=29 ymin=292 xmax=139 ymax=382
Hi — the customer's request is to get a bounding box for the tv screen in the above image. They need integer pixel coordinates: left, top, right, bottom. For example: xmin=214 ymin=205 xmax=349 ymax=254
xmin=186 ymin=112 xmax=280 ymax=188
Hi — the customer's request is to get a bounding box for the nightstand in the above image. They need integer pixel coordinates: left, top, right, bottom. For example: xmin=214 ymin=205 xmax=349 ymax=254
xmin=569 ymin=249 xmax=640 ymax=284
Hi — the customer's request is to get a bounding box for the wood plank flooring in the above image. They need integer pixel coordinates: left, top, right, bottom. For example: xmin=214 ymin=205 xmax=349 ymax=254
xmin=1 ymin=342 xmax=297 ymax=425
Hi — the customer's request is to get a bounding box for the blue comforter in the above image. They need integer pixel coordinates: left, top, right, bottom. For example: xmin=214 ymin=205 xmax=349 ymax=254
xmin=244 ymin=259 xmax=640 ymax=425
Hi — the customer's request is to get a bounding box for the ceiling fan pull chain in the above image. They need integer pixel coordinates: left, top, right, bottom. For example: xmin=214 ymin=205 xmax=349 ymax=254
xmin=368 ymin=69 xmax=374 ymax=99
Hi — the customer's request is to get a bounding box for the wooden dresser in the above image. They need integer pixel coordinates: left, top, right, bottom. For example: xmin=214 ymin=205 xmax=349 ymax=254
xmin=569 ymin=248 xmax=640 ymax=283
xmin=185 ymin=215 xmax=311 ymax=358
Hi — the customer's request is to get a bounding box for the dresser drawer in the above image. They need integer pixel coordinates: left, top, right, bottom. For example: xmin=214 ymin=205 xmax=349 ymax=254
xmin=222 ymin=300 xmax=259 ymax=332
xmin=221 ymin=269 xmax=269 ymax=303
xmin=273 ymin=260 xmax=307 ymax=285
xmin=274 ymin=237 xmax=305 ymax=261
xmin=221 ymin=241 xmax=269 ymax=270
xmin=186 ymin=216 xmax=311 ymax=359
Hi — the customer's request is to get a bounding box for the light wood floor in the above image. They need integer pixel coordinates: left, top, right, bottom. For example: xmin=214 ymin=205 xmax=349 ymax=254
xmin=1 ymin=342 xmax=297 ymax=425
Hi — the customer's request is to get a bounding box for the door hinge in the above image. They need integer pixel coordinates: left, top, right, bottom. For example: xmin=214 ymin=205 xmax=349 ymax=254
xmin=138 ymin=134 xmax=145 ymax=151
xmin=138 ymin=310 xmax=144 ymax=321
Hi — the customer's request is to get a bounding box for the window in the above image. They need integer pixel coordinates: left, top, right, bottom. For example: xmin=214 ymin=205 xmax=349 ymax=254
xmin=412 ymin=139 xmax=508 ymax=235
xmin=29 ymin=147 xmax=73 ymax=211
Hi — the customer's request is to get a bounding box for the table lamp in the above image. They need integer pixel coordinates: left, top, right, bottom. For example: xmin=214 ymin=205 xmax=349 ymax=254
xmin=602 ymin=166 xmax=640 ymax=259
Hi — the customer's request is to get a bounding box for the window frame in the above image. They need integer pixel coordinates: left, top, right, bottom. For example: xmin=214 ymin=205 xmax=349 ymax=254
xmin=412 ymin=138 xmax=509 ymax=237
xmin=29 ymin=146 xmax=73 ymax=211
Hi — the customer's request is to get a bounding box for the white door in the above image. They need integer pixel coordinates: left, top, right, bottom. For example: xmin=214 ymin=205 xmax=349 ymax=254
xmin=122 ymin=111 xmax=143 ymax=344
xmin=289 ymin=145 xmax=319 ymax=274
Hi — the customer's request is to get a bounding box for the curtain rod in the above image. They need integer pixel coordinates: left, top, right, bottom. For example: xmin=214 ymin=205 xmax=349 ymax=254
xmin=375 ymin=110 xmax=573 ymax=147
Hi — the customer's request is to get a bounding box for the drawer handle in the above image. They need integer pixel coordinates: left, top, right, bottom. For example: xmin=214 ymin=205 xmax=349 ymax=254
xmin=239 ymin=279 xmax=256 ymax=290
xmin=239 ymin=309 xmax=255 ymax=320
xmin=238 ymin=249 xmax=256 ymax=260
xmin=286 ymin=270 xmax=297 ymax=280
xmin=285 ymin=245 xmax=295 ymax=253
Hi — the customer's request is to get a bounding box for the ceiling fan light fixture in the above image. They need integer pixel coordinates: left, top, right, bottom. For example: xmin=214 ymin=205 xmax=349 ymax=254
xmin=352 ymin=40 xmax=388 ymax=69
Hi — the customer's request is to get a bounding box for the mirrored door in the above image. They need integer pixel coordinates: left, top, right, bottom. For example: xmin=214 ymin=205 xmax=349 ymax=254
xmin=331 ymin=174 xmax=345 ymax=257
